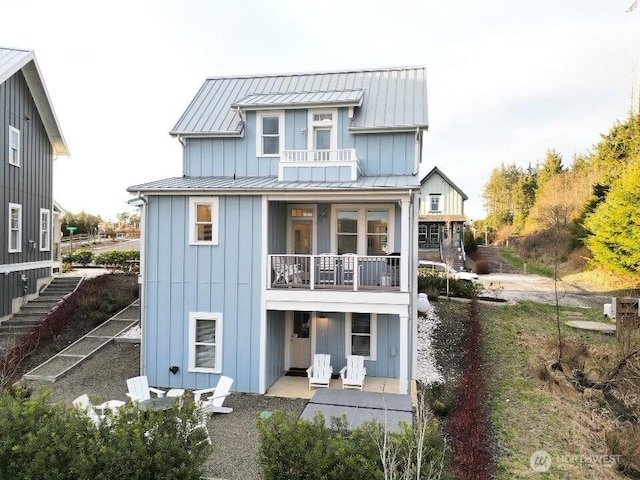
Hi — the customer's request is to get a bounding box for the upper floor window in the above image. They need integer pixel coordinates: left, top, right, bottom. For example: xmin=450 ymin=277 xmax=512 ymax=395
xmin=40 ymin=208 xmax=51 ymax=251
xmin=333 ymin=205 xmax=394 ymax=256
xmin=430 ymin=194 xmax=441 ymax=212
xmin=8 ymin=203 xmax=22 ymax=253
xmin=257 ymin=111 xmax=284 ymax=157
xmin=188 ymin=312 xmax=223 ymax=373
xmin=9 ymin=126 xmax=20 ymax=166
xmin=189 ymin=197 xmax=219 ymax=245
xmin=308 ymin=109 xmax=337 ymax=153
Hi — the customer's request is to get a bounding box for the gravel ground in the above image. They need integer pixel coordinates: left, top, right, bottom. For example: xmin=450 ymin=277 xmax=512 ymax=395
xmin=22 ymin=342 xmax=307 ymax=480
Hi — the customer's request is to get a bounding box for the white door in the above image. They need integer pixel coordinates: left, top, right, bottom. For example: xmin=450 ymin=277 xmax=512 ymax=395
xmin=290 ymin=311 xmax=311 ymax=369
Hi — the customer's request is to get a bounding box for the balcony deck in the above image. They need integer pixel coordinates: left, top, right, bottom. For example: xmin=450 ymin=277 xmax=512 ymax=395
xmin=268 ymin=254 xmax=401 ymax=292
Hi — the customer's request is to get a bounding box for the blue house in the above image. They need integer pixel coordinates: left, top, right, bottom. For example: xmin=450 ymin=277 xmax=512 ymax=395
xmin=0 ymin=47 xmax=69 ymax=321
xmin=128 ymin=66 xmax=428 ymax=395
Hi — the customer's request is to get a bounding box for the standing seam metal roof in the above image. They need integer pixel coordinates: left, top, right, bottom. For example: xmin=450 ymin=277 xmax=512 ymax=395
xmin=171 ymin=66 xmax=428 ymax=136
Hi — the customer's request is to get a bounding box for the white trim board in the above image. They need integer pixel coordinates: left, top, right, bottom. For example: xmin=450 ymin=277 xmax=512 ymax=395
xmin=1 ymin=260 xmax=52 ymax=274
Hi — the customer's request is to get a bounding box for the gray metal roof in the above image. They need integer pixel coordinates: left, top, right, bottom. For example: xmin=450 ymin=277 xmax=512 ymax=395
xmin=127 ymin=175 xmax=420 ymax=194
xmin=0 ymin=47 xmax=69 ymax=155
xmin=232 ymin=90 xmax=364 ymax=109
xmin=171 ymin=66 xmax=428 ymax=136
xmin=420 ymin=166 xmax=468 ymax=201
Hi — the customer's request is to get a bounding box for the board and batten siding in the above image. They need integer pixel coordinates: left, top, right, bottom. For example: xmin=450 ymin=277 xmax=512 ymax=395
xmin=183 ymin=108 xmax=417 ymax=178
xmin=144 ymin=194 xmax=263 ymax=393
xmin=265 ymin=310 xmax=286 ymax=389
xmin=1 ymin=70 xmax=54 ymax=317
xmin=315 ymin=312 xmax=400 ymax=378
xmin=419 ymin=174 xmax=465 ymax=216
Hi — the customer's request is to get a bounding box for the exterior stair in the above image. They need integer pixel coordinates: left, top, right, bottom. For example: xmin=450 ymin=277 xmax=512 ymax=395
xmin=441 ymin=242 xmax=466 ymax=271
xmin=0 ymin=276 xmax=83 ymax=348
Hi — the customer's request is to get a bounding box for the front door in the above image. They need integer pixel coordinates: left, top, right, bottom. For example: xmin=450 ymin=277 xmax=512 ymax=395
xmin=290 ymin=311 xmax=311 ymax=369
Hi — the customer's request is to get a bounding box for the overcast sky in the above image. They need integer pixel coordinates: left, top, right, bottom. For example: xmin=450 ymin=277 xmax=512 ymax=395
xmin=2 ymin=0 xmax=638 ymax=221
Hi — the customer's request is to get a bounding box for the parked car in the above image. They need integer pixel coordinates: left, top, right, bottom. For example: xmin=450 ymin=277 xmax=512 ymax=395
xmin=418 ymin=261 xmax=479 ymax=283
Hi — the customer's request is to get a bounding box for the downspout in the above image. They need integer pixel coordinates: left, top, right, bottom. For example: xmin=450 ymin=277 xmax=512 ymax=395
xmin=130 ymin=193 xmax=148 ymax=376
xmin=412 ymin=127 xmax=422 ymax=175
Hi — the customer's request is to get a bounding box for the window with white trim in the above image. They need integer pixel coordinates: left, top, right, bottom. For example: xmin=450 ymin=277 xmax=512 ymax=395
xmin=189 ymin=197 xmax=219 ymax=245
xmin=189 ymin=312 xmax=223 ymax=373
xmin=8 ymin=203 xmax=22 ymax=253
xmin=307 ymin=109 xmax=337 ymax=154
xmin=430 ymin=194 xmax=441 ymax=212
xmin=333 ymin=205 xmax=394 ymax=256
xmin=256 ymin=111 xmax=284 ymax=156
xmin=9 ymin=126 xmax=20 ymax=166
xmin=346 ymin=312 xmax=377 ymax=360
xmin=39 ymin=208 xmax=51 ymax=251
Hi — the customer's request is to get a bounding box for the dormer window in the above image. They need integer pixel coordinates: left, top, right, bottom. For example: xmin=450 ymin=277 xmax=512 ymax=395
xmin=257 ymin=111 xmax=284 ymax=157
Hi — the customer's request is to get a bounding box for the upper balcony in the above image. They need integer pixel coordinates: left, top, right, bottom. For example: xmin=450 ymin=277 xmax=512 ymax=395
xmin=268 ymin=254 xmax=401 ymax=292
xmin=279 ymin=149 xmax=361 ymax=182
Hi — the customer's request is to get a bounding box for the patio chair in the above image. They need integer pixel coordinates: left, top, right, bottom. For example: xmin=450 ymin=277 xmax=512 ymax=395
xmin=272 ymin=256 xmax=300 ymax=285
xmin=193 ymin=375 xmax=234 ymax=414
xmin=72 ymin=394 xmax=125 ymax=426
xmin=306 ymin=353 xmax=333 ymax=391
xmin=340 ymin=253 xmax=357 ymax=285
xmin=126 ymin=375 xmax=166 ymax=403
xmin=318 ymin=254 xmax=335 ymax=284
xmin=339 ymin=355 xmax=367 ymax=390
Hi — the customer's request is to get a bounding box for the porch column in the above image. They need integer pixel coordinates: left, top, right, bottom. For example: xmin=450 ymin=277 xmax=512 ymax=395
xmin=400 ymin=199 xmax=409 ymax=292
xmin=399 ymin=313 xmax=409 ymax=394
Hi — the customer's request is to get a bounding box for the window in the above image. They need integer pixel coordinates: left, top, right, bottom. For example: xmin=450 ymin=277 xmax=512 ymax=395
xmin=430 ymin=194 xmax=441 ymax=212
xmin=337 ymin=210 xmax=358 ymax=254
xmin=256 ymin=111 xmax=284 ymax=156
xmin=9 ymin=126 xmax=20 ymax=166
xmin=366 ymin=210 xmax=389 ymax=255
xmin=333 ymin=205 xmax=394 ymax=256
xmin=346 ymin=312 xmax=377 ymax=360
xmin=189 ymin=197 xmax=219 ymax=245
xmin=8 ymin=203 xmax=22 ymax=253
xmin=40 ymin=208 xmax=51 ymax=251
xmin=189 ymin=312 xmax=223 ymax=372
xmin=308 ymin=109 xmax=337 ymax=155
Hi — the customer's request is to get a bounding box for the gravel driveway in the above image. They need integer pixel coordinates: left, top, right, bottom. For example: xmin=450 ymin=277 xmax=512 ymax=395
xmin=478 ymin=272 xmax=612 ymax=309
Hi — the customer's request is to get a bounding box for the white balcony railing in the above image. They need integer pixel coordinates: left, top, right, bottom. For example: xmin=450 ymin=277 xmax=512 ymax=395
xmin=268 ymin=254 xmax=401 ymax=291
xmin=282 ymin=149 xmax=358 ymax=163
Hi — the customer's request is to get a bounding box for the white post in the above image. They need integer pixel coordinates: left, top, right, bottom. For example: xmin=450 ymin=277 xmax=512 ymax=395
xmin=399 ymin=313 xmax=409 ymax=394
xmin=400 ymin=199 xmax=409 ymax=292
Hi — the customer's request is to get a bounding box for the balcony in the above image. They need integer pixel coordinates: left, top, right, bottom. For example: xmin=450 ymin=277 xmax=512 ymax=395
xmin=279 ymin=149 xmax=361 ymax=182
xmin=268 ymin=254 xmax=401 ymax=292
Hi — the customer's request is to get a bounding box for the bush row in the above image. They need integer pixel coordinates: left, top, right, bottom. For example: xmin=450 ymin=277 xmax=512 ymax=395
xmin=418 ymin=271 xmax=481 ymax=299
xmin=0 ymin=390 xmax=209 ymax=480
xmin=63 ymin=249 xmax=140 ymax=271
xmin=446 ymin=298 xmax=494 ymax=479
xmin=258 ymin=409 xmax=445 ymax=479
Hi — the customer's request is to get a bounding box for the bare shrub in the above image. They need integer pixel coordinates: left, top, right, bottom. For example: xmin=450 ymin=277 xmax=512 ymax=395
xmin=473 ymin=259 xmax=491 ymax=275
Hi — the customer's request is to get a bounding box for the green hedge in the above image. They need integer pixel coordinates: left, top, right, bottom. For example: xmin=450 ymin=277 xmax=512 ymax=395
xmin=0 ymin=390 xmax=210 ymax=480
xmin=258 ymin=410 xmax=445 ymax=480
xmin=418 ymin=270 xmax=480 ymax=298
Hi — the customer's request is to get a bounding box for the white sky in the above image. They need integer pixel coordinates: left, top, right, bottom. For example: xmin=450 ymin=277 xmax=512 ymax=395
xmin=2 ymin=0 xmax=638 ymax=221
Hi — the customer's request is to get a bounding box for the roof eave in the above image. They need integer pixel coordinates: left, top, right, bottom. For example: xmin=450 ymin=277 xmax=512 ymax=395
xmin=348 ymin=125 xmax=429 ymax=134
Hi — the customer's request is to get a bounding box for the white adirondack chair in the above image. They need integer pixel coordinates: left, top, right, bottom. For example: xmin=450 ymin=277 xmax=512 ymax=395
xmin=306 ymin=353 xmax=333 ymax=391
xmin=339 ymin=355 xmax=367 ymax=390
xmin=72 ymin=394 xmax=121 ymax=426
xmin=193 ymin=375 xmax=234 ymax=415
xmin=126 ymin=375 xmax=166 ymax=403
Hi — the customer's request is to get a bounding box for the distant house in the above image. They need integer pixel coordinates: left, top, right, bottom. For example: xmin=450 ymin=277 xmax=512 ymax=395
xmin=0 ymin=47 xmax=69 ymax=321
xmin=128 ymin=66 xmax=428 ymax=395
xmin=418 ymin=167 xmax=468 ymax=257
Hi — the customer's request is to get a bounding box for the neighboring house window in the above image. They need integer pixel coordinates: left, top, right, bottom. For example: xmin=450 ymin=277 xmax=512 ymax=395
xmin=40 ymin=208 xmax=51 ymax=251
xmin=256 ymin=111 xmax=284 ymax=156
xmin=189 ymin=197 xmax=219 ymax=245
xmin=308 ymin=109 xmax=337 ymax=153
xmin=346 ymin=312 xmax=377 ymax=360
xmin=333 ymin=205 xmax=394 ymax=255
xmin=9 ymin=126 xmax=20 ymax=166
xmin=430 ymin=194 xmax=441 ymax=212
xmin=8 ymin=203 xmax=22 ymax=253
xmin=188 ymin=312 xmax=223 ymax=373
